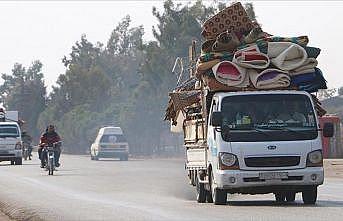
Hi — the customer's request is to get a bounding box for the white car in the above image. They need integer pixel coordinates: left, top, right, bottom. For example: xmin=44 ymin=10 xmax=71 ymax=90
xmin=0 ymin=122 xmax=22 ymax=165
xmin=90 ymin=127 xmax=129 ymax=161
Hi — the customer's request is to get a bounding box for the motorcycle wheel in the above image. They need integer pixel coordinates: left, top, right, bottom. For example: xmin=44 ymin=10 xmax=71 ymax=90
xmin=49 ymin=158 xmax=54 ymax=175
xmin=23 ymin=150 xmax=28 ymax=161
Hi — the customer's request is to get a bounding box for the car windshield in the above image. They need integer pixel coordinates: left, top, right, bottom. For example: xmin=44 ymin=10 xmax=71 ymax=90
xmin=0 ymin=125 xmax=19 ymax=138
xmin=220 ymin=94 xmax=318 ymax=142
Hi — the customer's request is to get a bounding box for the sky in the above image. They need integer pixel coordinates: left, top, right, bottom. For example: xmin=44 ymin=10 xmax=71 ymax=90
xmin=0 ymin=1 xmax=343 ymax=91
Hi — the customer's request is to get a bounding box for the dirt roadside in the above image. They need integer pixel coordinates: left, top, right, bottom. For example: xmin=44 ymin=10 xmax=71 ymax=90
xmin=324 ymin=159 xmax=343 ymax=179
xmin=0 ymin=212 xmax=13 ymax=221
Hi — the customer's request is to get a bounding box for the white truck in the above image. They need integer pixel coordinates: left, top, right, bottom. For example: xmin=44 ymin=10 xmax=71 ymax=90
xmin=0 ymin=111 xmax=23 ymax=165
xmin=183 ymin=89 xmax=334 ymax=205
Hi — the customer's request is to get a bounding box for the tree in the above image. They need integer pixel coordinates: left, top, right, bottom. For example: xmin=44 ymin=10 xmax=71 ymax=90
xmin=0 ymin=61 xmax=47 ymax=138
xmin=338 ymin=86 xmax=343 ymax=96
xmin=318 ymin=88 xmax=337 ymax=100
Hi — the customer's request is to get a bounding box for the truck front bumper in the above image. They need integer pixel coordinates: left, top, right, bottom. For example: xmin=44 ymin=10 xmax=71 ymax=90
xmin=215 ymin=167 xmax=324 ymax=194
xmin=0 ymin=149 xmax=22 ymax=161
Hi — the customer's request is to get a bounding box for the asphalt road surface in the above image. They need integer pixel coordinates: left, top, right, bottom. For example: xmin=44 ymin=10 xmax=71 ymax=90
xmin=0 ymin=155 xmax=343 ymax=221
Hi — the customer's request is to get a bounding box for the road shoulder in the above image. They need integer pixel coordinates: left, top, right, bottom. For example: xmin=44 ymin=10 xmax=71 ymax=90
xmin=324 ymin=159 xmax=343 ymax=179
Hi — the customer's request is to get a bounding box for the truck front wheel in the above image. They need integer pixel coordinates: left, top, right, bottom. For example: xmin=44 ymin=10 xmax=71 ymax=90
xmin=286 ymin=192 xmax=296 ymax=202
xmin=275 ymin=193 xmax=285 ymax=202
xmin=210 ymin=171 xmax=227 ymax=205
xmin=302 ymin=186 xmax=317 ymax=205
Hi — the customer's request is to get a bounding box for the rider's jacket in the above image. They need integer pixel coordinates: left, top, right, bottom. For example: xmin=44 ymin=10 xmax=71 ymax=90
xmin=39 ymin=131 xmax=61 ymax=147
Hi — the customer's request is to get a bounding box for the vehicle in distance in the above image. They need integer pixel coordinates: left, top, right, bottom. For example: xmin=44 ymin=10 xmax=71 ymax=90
xmin=0 ymin=122 xmax=23 ymax=165
xmin=90 ymin=126 xmax=129 ymax=161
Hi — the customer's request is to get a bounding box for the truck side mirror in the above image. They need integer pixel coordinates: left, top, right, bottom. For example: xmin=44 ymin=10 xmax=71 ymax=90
xmin=323 ymin=122 xmax=334 ymax=138
xmin=211 ymin=112 xmax=222 ymax=127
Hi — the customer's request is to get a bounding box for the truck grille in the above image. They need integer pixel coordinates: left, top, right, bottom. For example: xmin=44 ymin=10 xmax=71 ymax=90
xmin=244 ymin=156 xmax=300 ymax=167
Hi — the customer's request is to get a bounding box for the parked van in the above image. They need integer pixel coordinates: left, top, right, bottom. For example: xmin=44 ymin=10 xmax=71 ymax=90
xmin=90 ymin=127 xmax=129 ymax=161
xmin=0 ymin=122 xmax=22 ymax=165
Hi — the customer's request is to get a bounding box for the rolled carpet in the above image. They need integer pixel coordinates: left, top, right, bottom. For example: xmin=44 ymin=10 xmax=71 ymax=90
xmin=212 ymin=61 xmax=249 ymax=87
xmin=268 ymin=42 xmax=308 ymax=71
xmin=233 ymin=47 xmax=270 ymax=69
xmin=249 ymin=68 xmax=290 ymax=89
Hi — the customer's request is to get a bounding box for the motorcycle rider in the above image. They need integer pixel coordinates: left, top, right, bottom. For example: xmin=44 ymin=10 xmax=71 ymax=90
xmin=38 ymin=125 xmax=62 ymax=168
xmin=21 ymin=131 xmax=33 ymax=160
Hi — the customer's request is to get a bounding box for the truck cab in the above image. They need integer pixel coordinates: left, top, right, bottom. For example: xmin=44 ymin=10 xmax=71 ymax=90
xmin=90 ymin=127 xmax=129 ymax=161
xmin=185 ymin=90 xmax=334 ymax=205
xmin=0 ymin=122 xmax=23 ymax=165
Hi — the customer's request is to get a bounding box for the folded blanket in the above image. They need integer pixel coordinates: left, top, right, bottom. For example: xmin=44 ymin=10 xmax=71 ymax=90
xmin=243 ymin=27 xmax=270 ymax=44
xmin=233 ymin=46 xmax=270 ymax=69
xmin=238 ymin=36 xmax=309 ymax=52
xmin=262 ymin=36 xmax=309 ymax=46
xmin=291 ymin=68 xmax=327 ymax=93
xmin=289 ymin=58 xmax=318 ymax=76
xmin=196 ymin=59 xmax=221 ymax=76
xmin=305 ymin=46 xmax=321 ymax=58
xmin=212 ymin=31 xmax=241 ymax=53
xmin=249 ymin=68 xmax=290 ymax=89
xmin=199 ymin=52 xmax=234 ymax=62
xmin=201 ymin=39 xmax=216 ymax=54
xmin=212 ymin=61 xmax=249 ymax=87
xmin=268 ymin=42 xmax=308 ymax=71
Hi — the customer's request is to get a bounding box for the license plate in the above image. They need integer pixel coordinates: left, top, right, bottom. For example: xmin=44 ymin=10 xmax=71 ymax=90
xmin=259 ymin=172 xmax=288 ymax=180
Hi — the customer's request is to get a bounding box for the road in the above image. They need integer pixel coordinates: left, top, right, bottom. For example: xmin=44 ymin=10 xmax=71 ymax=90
xmin=0 ymin=155 xmax=343 ymax=221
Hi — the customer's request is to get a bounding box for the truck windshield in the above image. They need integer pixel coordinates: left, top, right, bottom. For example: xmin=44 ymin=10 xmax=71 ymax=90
xmin=0 ymin=125 xmax=19 ymax=138
xmin=220 ymin=94 xmax=318 ymax=142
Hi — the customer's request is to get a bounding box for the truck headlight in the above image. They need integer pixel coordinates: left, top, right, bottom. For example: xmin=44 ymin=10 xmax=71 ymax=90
xmin=306 ymin=150 xmax=323 ymax=167
xmin=219 ymin=152 xmax=239 ymax=170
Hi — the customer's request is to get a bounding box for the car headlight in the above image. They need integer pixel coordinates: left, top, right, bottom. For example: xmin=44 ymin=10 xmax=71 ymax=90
xmin=219 ymin=152 xmax=239 ymax=170
xmin=15 ymin=142 xmax=22 ymax=150
xmin=307 ymin=150 xmax=323 ymax=167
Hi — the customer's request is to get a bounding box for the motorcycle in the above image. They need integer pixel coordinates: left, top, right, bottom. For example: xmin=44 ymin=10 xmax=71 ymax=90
xmin=42 ymin=141 xmax=62 ymax=175
xmin=22 ymin=143 xmax=32 ymax=160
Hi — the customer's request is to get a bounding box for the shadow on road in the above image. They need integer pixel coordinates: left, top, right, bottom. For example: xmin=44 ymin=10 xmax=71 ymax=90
xmin=95 ymin=159 xmax=144 ymax=162
xmin=227 ymin=200 xmax=343 ymax=208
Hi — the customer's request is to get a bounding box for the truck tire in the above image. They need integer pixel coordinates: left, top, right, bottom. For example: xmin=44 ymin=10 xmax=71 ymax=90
xmin=15 ymin=158 xmax=22 ymax=165
xmin=11 ymin=160 xmax=14 ymax=165
xmin=286 ymin=192 xmax=296 ymax=202
xmin=196 ymin=175 xmax=207 ymax=203
xmin=302 ymin=186 xmax=317 ymax=205
xmin=275 ymin=193 xmax=285 ymax=202
xmin=210 ymin=171 xmax=227 ymax=205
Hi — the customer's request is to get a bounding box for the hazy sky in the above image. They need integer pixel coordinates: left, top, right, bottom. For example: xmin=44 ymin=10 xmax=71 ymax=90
xmin=0 ymin=1 xmax=342 ymax=91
